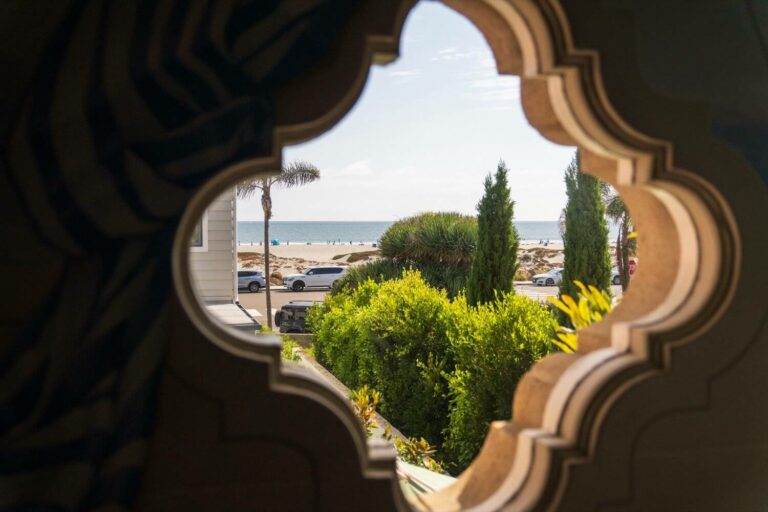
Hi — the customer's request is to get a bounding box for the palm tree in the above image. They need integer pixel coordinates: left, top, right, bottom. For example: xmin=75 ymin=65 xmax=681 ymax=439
xmin=601 ymin=184 xmax=636 ymax=290
xmin=237 ymin=161 xmax=320 ymax=328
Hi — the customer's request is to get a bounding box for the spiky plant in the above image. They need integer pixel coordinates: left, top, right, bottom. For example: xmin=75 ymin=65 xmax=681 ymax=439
xmin=378 ymin=212 xmax=477 ymax=268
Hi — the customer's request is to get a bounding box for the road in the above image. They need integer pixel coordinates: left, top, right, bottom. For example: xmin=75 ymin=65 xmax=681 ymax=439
xmin=237 ymin=286 xmax=327 ymax=323
xmin=514 ymin=283 xmax=623 ymax=303
xmin=237 ymin=284 xmax=624 ymax=324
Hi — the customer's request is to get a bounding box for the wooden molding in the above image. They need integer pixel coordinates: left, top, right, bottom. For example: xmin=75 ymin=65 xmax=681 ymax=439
xmin=161 ymin=0 xmax=742 ymax=510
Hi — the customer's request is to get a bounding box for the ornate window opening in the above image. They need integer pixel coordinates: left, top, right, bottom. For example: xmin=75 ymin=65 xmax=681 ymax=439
xmin=170 ymin=1 xmax=733 ymax=510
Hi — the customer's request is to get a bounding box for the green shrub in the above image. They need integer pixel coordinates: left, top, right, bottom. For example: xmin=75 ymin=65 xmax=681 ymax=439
xmin=361 ymin=272 xmax=455 ymax=443
xmin=333 ymin=258 xmax=469 ymax=298
xmin=395 ymin=436 xmax=447 ymax=474
xmin=331 ymin=212 xmax=477 ymax=299
xmin=379 ymin=212 xmax=477 ymax=267
xmin=310 ymin=272 xmax=556 ymax=472
xmin=310 ymin=271 xmax=455 ymax=444
xmin=549 ymin=280 xmax=613 ymax=352
xmin=308 ymin=279 xmax=379 ymax=390
xmin=331 ymin=259 xmax=405 ymax=294
xmin=350 ymin=385 xmax=382 ymax=438
xmin=443 ymin=293 xmax=555 ymax=470
xmin=280 ymin=338 xmax=302 ymax=362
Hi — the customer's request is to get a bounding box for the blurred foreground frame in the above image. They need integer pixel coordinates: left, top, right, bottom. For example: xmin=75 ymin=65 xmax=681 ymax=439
xmin=1 ymin=0 xmax=765 ymax=511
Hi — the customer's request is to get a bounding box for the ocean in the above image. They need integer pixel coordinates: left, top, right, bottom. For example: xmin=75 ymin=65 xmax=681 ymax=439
xmin=235 ymin=221 xmax=607 ymax=245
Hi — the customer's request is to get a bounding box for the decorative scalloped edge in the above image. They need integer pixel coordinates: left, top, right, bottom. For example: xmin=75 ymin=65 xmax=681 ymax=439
xmin=169 ymin=1 xmax=739 ymax=510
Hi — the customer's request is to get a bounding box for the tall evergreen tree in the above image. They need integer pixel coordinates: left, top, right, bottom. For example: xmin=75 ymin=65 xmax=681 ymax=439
xmin=467 ymin=160 xmax=519 ymax=306
xmin=560 ymin=151 xmax=611 ymax=299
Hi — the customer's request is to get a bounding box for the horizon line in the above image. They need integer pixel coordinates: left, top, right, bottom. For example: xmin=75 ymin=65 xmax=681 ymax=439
xmin=236 ymin=219 xmax=560 ymax=223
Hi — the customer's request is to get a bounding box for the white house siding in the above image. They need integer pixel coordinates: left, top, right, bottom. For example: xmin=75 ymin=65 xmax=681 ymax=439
xmin=190 ymin=189 xmax=237 ymax=303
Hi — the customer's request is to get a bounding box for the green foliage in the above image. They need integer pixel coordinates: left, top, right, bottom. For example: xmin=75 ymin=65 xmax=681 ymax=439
xmin=309 ymin=271 xmax=454 ymax=444
xmin=601 ymin=182 xmax=637 ymax=290
xmin=395 ymin=437 xmax=447 ymax=474
xmin=307 ymin=279 xmax=380 ymax=390
xmin=379 ymin=212 xmax=477 ymax=267
xmin=467 ymin=160 xmax=520 ymax=306
xmin=361 ymin=272 xmax=455 ymax=443
xmin=350 ymin=385 xmax=382 ymax=438
xmin=349 ymin=385 xmax=447 ymax=473
xmin=331 ymin=259 xmax=405 ymax=294
xmin=560 ymin=151 xmax=611 ymax=301
xmin=311 ymin=271 xmax=557 ymax=472
xmin=442 ymin=293 xmax=555 ymax=470
xmin=548 ymin=281 xmax=613 ymax=352
xmin=332 ymin=212 xmax=477 ymax=299
xmin=280 ymin=338 xmax=302 ymax=362
xmin=332 ymin=258 xmax=468 ymax=298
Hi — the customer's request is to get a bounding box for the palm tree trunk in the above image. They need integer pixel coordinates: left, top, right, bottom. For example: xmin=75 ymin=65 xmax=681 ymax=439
xmin=262 ymin=188 xmax=273 ymax=329
xmin=618 ymin=220 xmax=630 ymax=291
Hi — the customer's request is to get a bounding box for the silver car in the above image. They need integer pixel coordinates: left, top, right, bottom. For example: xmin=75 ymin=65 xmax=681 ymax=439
xmin=532 ymin=268 xmax=564 ymax=286
xmin=238 ymin=270 xmax=267 ymax=293
xmin=283 ymin=266 xmax=347 ymax=291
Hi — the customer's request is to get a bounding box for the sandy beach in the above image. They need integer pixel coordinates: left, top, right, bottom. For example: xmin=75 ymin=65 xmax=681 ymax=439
xmin=237 ymin=243 xmax=381 ymax=278
xmin=238 ymin=242 xmax=378 ymax=260
xmin=237 ymin=242 xmax=571 ymax=281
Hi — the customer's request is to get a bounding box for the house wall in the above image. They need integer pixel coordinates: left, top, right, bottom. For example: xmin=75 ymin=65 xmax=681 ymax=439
xmin=190 ymin=189 xmax=237 ymax=303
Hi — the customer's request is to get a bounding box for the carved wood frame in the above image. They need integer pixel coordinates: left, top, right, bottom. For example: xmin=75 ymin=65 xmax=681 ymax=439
xmin=163 ymin=0 xmax=739 ymax=510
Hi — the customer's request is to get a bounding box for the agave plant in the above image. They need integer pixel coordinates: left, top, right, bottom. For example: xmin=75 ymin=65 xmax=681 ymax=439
xmin=379 ymin=212 xmax=477 ymax=267
xmin=548 ymin=280 xmax=613 ymax=352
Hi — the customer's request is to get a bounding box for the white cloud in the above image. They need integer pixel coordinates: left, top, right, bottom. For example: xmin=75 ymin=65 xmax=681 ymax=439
xmin=335 ymin=160 xmax=374 ymax=176
xmin=467 ymin=105 xmax=516 ymax=113
xmin=388 ymin=70 xmax=420 ymax=77
xmin=431 ymin=47 xmax=483 ymax=62
xmin=465 ymin=72 xmax=520 ymax=102
xmin=385 ymin=69 xmax=421 ymax=85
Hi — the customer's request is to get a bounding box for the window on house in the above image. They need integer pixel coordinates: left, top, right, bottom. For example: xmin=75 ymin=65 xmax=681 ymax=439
xmin=190 ymin=219 xmax=204 ymax=247
xmin=189 ymin=211 xmax=208 ymax=253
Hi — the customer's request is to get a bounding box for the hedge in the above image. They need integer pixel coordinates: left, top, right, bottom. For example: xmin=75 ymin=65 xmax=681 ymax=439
xmin=309 ymin=271 xmax=555 ymax=471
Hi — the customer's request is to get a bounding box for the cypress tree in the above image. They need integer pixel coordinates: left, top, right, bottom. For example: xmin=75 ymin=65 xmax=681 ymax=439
xmin=560 ymin=151 xmax=611 ymax=299
xmin=467 ymin=160 xmax=519 ymax=306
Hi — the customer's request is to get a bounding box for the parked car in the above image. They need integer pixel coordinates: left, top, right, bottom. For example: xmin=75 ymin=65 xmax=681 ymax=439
xmin=532 ymin=268 xmax=563 ymax=286
xmin=283 ymin=266 xmax=347 ymax=291
xmin=274 ymin=300 xmax=320 ymax=333
xmin=611 ymin=267 xmax=622 ymax=285
xmin=237 ymin=270 xmax=267 ymax=293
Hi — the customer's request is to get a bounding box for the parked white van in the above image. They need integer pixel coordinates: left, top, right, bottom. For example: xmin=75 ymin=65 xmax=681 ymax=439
xmin=283 ymin=266 xmax=347 ymax=291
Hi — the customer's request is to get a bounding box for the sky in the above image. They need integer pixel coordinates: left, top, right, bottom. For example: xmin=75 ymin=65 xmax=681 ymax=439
xmin=237 ymin=1 xmax=575 ymax=222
